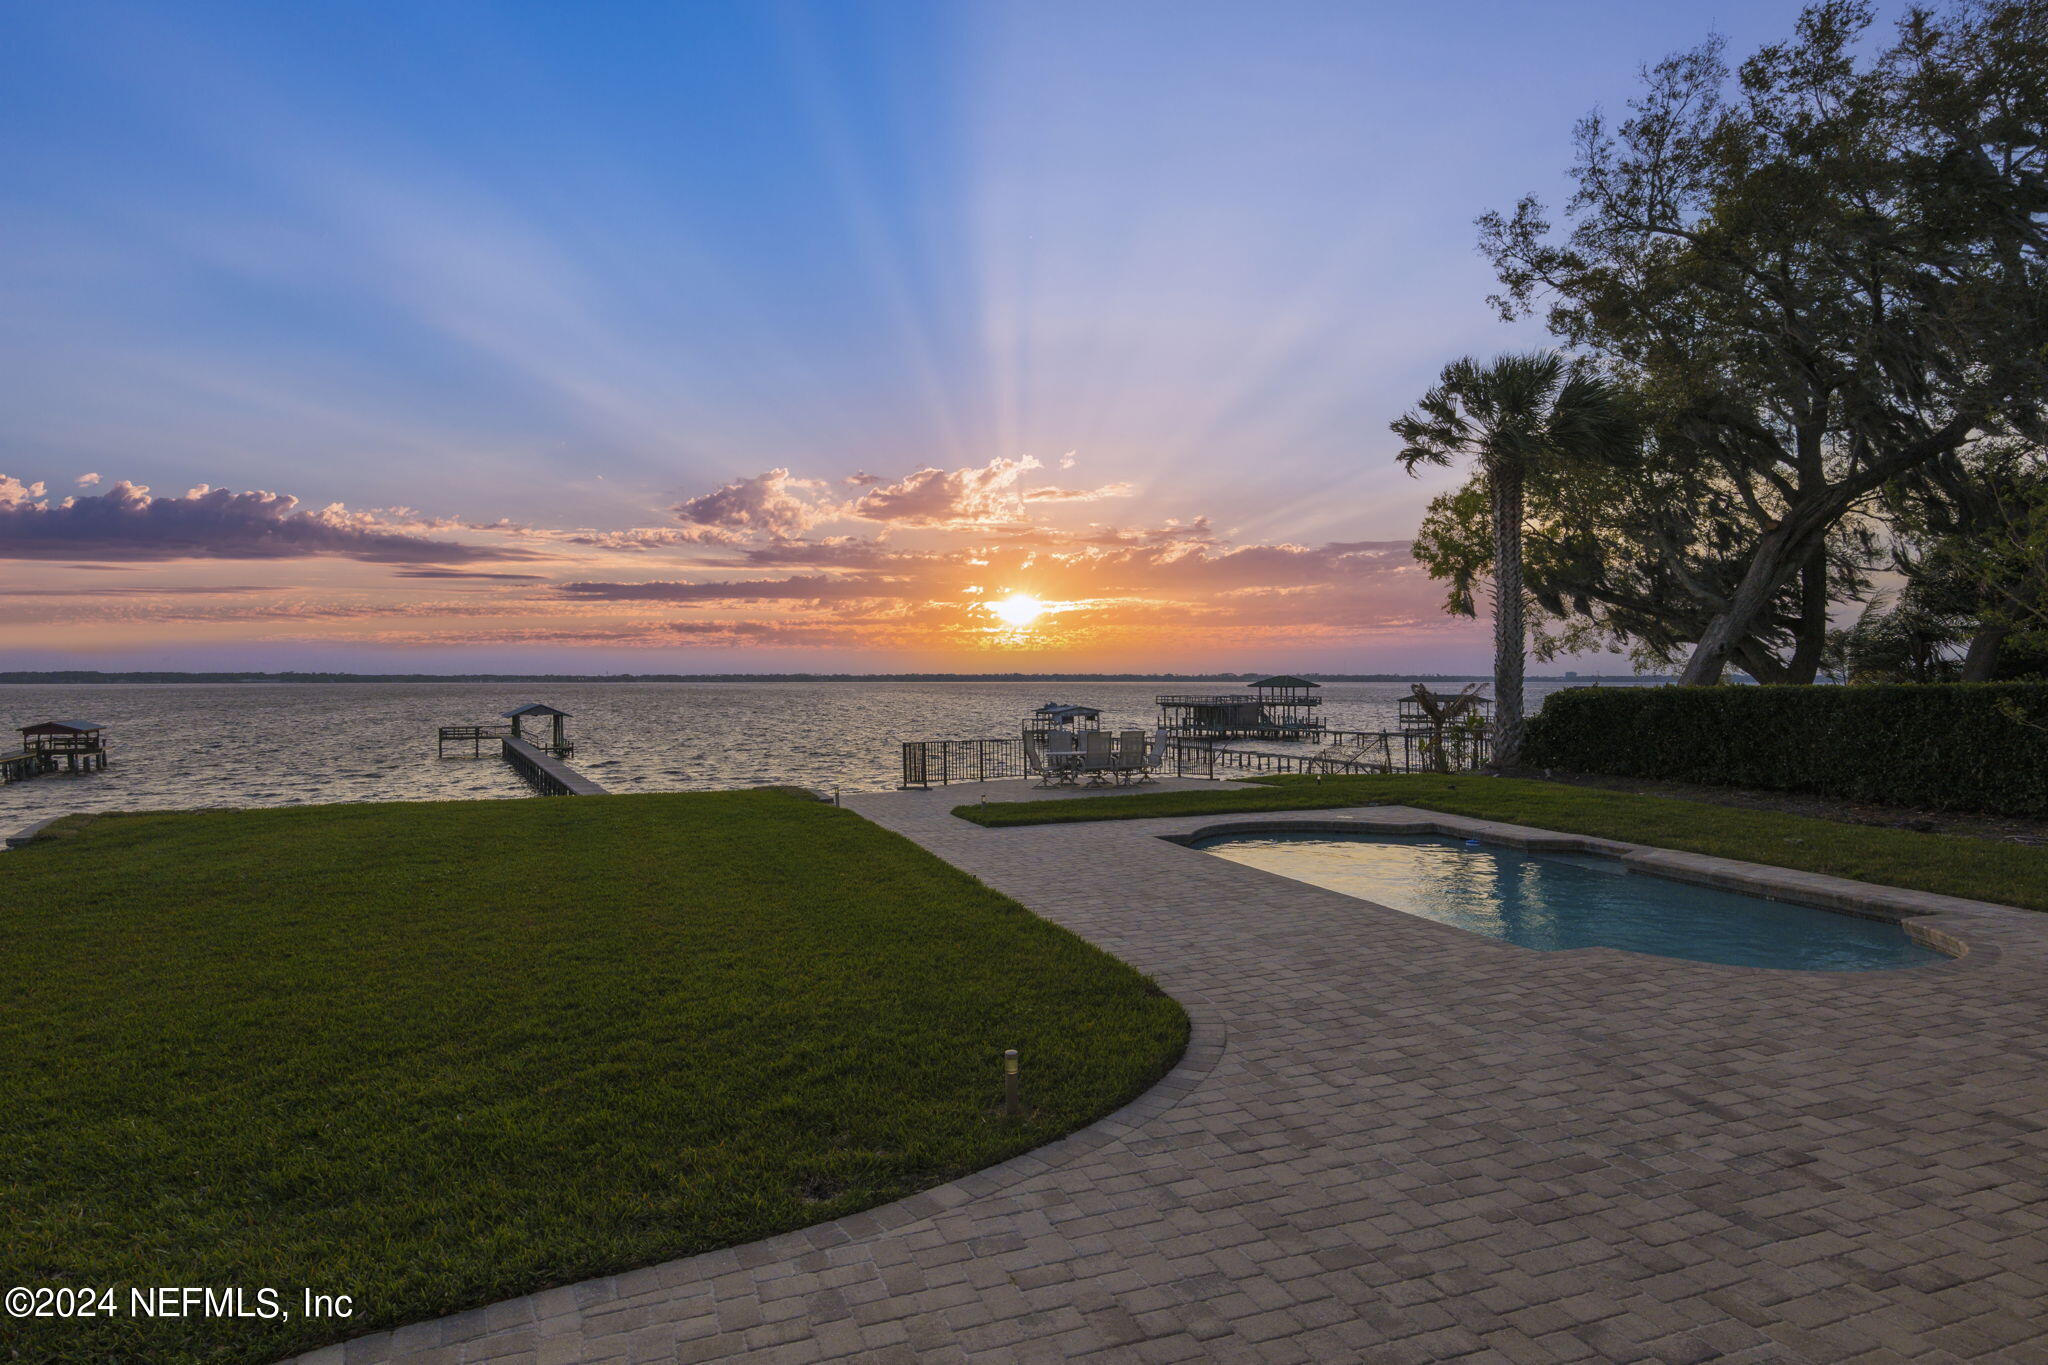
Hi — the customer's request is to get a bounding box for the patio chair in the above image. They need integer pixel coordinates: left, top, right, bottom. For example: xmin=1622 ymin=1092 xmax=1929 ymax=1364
xmin=1039 ymin=732 xmax=1082 ymax=787
xmin=1081 ymin=730 xmax=1116 ymax=786
xmin=1117 ymin=730 xmax=1150 ymax=784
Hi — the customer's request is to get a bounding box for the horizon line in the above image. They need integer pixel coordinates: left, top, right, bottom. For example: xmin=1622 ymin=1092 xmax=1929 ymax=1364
xmin=0 ymin=669 xmax=1668 ymax=685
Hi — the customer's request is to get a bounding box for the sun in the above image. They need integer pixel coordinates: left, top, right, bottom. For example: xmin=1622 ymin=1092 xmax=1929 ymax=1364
xmin=988 ymin=593 xmax=1047 ymax=628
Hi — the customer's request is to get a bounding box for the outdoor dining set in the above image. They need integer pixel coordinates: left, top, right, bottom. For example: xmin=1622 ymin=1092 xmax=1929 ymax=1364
xmin=1033 ymin=728 xmax=1165 ymax=787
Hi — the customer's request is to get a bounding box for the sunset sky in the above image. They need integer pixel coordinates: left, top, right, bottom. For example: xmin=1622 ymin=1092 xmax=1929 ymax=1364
xmin=2 ymin=0 xmax=1817 ymax=674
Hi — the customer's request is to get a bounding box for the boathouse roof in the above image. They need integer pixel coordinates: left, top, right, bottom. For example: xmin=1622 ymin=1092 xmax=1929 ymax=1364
xmin=20 ymin=720 xmax=104 ymax=736
xmin=1252 ymin=676 xmax=1319 ymax=690
xmin=502 ymin=703 xmax=571 ymax=719
xmin=1033 ymin=703 xmax=1102 ymax=720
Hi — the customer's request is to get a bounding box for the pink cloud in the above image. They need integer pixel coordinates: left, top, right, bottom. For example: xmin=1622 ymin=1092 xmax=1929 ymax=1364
xmin=1021 ymin=482 xmax=1135 ymax=503
xmin=673 ymin=468 xmax=835 ymax=538
xmin=848 ymin=456 xmax=1043 ymax=527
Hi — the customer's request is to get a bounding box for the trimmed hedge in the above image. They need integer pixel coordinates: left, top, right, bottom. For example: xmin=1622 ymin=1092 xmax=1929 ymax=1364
xmin=1521 ymin=682 xmax=2048 ymax=819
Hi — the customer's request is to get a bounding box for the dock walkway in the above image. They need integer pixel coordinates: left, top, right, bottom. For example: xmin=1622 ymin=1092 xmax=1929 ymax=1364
xmin=500 ymin=736 xmax=606 ymax=797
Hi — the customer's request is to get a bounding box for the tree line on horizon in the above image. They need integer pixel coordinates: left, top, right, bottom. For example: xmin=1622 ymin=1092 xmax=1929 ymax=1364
xmin=1393 ymin=0 xmax=2048 ymax=764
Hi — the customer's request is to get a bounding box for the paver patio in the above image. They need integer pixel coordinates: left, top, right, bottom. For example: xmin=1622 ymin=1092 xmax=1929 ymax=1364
xmin=303 ymin=783 xmax=2048 ymax=1363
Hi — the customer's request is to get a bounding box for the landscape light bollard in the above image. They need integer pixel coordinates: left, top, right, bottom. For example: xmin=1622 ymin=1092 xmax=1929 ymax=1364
xmin=1004 ymin=1049 xmax=1023 ymax=1118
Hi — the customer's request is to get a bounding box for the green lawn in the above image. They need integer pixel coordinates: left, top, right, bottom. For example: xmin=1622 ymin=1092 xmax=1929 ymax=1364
xmin=0 ymin=790 xmax=1186 ymax=1365
xmin=953 ymin=774 xmax=2048 ymax=912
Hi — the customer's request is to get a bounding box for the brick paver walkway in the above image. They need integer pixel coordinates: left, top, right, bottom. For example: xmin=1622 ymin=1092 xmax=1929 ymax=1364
xmin=306 ymin=786 xmax=2048 ymax=1364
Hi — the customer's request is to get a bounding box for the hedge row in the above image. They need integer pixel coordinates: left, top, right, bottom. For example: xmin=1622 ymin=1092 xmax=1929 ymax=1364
xmin=1521 ymin=682 xmax=2048 ymax=819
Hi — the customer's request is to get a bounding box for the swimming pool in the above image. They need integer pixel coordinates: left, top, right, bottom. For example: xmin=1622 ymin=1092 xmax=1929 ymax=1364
xmin=1190 ymin=831 xmax=1948 ymax=971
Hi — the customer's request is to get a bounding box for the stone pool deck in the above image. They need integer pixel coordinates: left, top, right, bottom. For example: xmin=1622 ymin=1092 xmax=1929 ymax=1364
xmin=307 ymin=783 xmax=2048 ymax=1363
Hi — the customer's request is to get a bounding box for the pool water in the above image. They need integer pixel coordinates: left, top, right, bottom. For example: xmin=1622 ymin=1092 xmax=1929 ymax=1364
xmin=1192 ymin=832 xmax=1947 ymax=971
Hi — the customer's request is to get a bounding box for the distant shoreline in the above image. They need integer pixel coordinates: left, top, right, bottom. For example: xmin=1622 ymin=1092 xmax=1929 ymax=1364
xmin=0 ymin=670 xmax=1668 ymax=685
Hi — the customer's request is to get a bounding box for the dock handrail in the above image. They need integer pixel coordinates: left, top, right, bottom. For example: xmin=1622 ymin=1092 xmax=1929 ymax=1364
xmin=1170 ymin=730 xmax=1490 ymax=777
xmin=438 ymin=723 xmax=513 ymax=757
xmin=502 ymin=737 xmax=607 ymax=796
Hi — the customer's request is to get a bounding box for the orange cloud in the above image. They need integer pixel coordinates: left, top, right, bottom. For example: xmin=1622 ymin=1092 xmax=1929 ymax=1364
xmin=0 ymin=455 xmax=1473 ymax=666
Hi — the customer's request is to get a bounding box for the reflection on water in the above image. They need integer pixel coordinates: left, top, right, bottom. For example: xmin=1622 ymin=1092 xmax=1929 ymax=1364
xmin=1194 ymin=832 xmax=1946 ymax=971
xmin=0 ymin=678 xmax=1642 ymax=820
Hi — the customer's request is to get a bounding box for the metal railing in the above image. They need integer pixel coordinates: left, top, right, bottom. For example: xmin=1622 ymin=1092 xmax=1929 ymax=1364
xmin=502 ymin=737 xmax=607 ymax=796
xmin=900 ymin=738 xmax=1029 ymax=788
xmin=1171 ymin=729 xmax=1492 ymax=778
xmin=899 ymin=728 xmax=1491 ymax=788
xmin=438 ymin=723 xmax=513 ymax=757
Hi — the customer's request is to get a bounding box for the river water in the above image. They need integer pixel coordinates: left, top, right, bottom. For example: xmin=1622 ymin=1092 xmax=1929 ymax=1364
xmin=0 ymin=678 xmax=1658 ymax=821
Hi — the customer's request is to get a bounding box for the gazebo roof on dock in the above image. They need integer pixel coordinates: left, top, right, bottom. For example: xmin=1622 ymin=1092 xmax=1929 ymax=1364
xmin=502 ymin=703 xmax=571 ymax=719
xmin=1252 ymin=676 xmax=1319 ymax=690
xmin=1032 ymin=703 xmax=1102 ymax=721
xmin=21 ymin=720 xmax=105 ymax=735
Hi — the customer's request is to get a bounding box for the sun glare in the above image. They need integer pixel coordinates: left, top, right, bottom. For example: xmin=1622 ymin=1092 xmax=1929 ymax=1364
xmin=989 ymin=593 xmax=1047 ymax=628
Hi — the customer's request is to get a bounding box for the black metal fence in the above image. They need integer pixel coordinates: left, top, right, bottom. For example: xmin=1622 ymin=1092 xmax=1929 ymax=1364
xmin=1170 ymin=729 xmax=1491 ymax=778
xmin=900 ymin=738 xmax=1029 ymax=788
xmin=900 ymin=728 xmax=1491 ymax=788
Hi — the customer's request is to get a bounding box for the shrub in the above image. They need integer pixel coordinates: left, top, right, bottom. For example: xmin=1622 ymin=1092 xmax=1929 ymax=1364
xmin=1521 ymin=683 xmax=2048 ymax=818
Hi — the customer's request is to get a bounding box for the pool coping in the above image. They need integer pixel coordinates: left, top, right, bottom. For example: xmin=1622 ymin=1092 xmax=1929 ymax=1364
xmin=1155 ymin=807 xmax=1996 ymax=967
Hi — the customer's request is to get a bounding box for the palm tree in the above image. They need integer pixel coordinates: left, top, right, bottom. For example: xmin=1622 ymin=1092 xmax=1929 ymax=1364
xmin=1391 ymin=352 xmax=1635 ymax=769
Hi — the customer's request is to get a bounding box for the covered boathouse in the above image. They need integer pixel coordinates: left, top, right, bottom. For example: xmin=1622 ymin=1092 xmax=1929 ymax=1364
xmin=1155 ymin=676 xmax=1324 ymax=741
xmin=2 ymin=720 xmax=109 ymax=782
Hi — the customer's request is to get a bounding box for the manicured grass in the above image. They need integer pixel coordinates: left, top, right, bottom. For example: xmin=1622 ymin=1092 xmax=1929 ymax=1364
xmin=0 ymin=790 xmax=1186 ymax=1365
xmin=952 ymin=775 xmax=2048 ymax=913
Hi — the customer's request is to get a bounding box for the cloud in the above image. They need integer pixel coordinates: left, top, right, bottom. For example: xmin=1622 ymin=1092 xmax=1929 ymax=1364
xmin=391 ymin=567 xmax=548 ymax=581
xmin=76 ymin=472 xmax=100 ymax=487
xmin=1 ymin=450 xmax=1468 ymax=661
xmin=663 ymin=457 xmax=1133 ymax=543
xmin=483 ymin=521 xmax=740 ymax=551
xmin=550 ymin=533 xmax=1422 ymax=633
xmin=2 ymin=585 xmax=277 ymax=596
xmin=673 ymin=468 xmax=835 ymax=539
xmin=1074 ymin=517 xmax=1218 ymax=546
xmin=1022 ymin=482 xmax=1136 ymax=504
xmin=557 ymin=574 xmax=915 ymax=602
xmin=0 ymin=475 xmax=521 ymax=564
xmin=733 ymin=538 xmax=932 ymax=569
xmin=848 ymin=456 xmax=1043 ymax=527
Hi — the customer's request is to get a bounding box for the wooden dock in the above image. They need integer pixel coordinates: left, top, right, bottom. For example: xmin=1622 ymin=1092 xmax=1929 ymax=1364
xmin=501 ymin=736 xmax=606 ymax=796
xmin=438 ymin=702 xmax=604 ymax=796
xmin=437 ymin=723 xmax=512 ymax=757
xmin=2 ymin=721 xmax=108 ymax=784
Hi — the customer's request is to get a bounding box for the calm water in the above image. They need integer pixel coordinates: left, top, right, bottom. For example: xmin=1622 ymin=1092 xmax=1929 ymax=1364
xmin=1193 ymin=832 xmax=1946 ymax=971
xmin=0 ymin=678 xmax=1652 ymax=821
